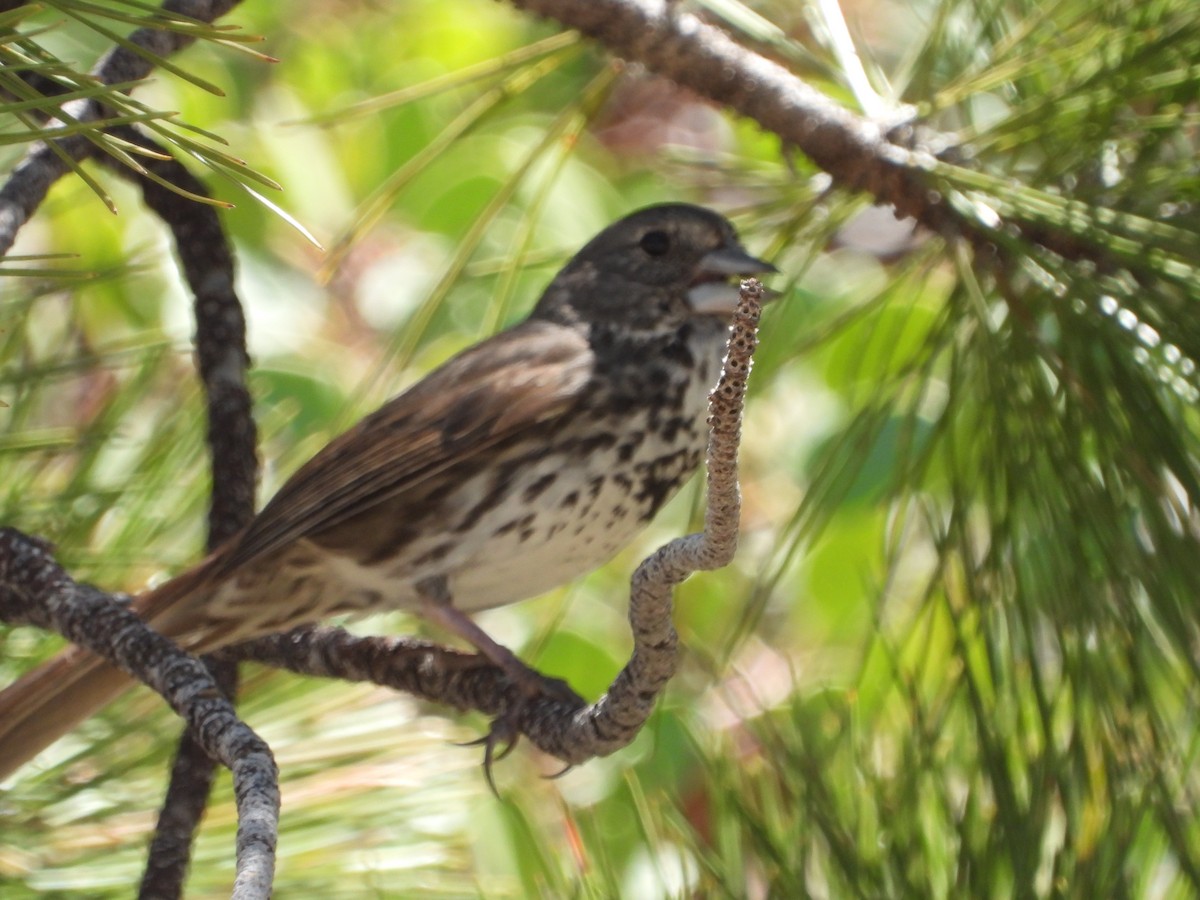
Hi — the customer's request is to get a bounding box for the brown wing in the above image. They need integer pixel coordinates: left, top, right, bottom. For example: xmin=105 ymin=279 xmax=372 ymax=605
xmin=214 ymin=319 xmax=594 ymax=575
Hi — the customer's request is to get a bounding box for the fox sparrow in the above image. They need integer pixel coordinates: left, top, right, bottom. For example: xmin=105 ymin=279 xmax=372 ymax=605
xmin=0 ymin=203 xmax=774 ymax=775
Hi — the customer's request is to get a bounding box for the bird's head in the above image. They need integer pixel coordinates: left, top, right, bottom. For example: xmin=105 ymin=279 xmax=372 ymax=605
xmin=534 ymin=203 xmax=776 ymax=331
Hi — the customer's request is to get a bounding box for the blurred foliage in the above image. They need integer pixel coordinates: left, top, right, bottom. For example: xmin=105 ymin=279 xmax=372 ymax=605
xmin=2 ymin=0 xmax=1200 ymax=897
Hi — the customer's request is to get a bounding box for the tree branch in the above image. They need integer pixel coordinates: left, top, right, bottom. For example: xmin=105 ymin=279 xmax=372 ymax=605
xmin=505 ymin=0 xmax=944 ymax=222
xmin=0 ymin=529 xmax=276 ymax=900
xmin=510 ymin=0 xmax=1178 ymax=285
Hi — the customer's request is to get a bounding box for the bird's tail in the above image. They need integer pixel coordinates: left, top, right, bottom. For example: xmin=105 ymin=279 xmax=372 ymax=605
xmin=0 ymin=557 xmax=221 ymax=782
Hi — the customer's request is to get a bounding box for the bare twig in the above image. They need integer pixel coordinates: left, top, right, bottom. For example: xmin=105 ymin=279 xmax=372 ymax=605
xmin=0 ymin=529 xmax=277 ymax=900
xmin=140 ymin=657 xmax=239 ymax=900
xmin=98 ymin=125 xmax=257 ymax=548
xmin=549 ymin=277 xmax=761 ymax=760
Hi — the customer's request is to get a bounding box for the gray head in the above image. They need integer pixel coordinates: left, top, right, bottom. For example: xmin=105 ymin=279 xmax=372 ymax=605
xmin=532 ymin=203 xmax=775 ymax=331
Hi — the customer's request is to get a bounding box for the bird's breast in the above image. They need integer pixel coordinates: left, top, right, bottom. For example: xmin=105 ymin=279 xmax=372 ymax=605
xmin=271 ymin=325 xmax=726 ymax=618
xmin=436 ymin=412 xmax=707 ymax=612
xmin=428 ymin=345 xmax=721 ymax=612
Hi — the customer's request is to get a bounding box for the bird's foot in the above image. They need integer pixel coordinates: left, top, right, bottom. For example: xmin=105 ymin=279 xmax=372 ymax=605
xmin=415 ymin=583 xmax=584 ymax=789
xmin=497 ymin=656 xmax=585 ymax=707
xmin=465 ymin=655 xmax=585 ymax=795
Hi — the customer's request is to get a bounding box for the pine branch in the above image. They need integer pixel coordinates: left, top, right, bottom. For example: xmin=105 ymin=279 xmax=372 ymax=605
xmin=0 ymin=0 xmax=242 ymax=255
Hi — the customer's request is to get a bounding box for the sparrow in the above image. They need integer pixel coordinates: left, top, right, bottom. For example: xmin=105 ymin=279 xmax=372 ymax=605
xmin=0 ymin=202 xmax=775 ymax=777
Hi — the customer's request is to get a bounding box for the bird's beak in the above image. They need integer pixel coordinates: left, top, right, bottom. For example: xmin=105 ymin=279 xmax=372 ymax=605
xmin=687 ymin=246 xmax=779 ymax=316
xmin=698 ymin=246 xmax=778 ymax=277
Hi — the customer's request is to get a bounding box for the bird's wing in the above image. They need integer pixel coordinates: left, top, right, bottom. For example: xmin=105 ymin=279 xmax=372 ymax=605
xmin=214 ymin=320 xmax=594 ymax=575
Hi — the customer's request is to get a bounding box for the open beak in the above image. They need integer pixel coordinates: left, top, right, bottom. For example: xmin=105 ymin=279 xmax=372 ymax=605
xmin=687 ymin=246 xmax=779 ymax=316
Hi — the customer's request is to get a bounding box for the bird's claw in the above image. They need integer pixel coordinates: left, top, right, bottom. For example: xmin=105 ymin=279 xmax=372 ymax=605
xmin=543 ymin=760 xmax=574 ymax=780
xmin=457 ymin=715 xmax=521 ymax=796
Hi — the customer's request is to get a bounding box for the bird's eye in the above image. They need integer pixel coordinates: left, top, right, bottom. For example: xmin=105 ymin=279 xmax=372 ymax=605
xmin=639 ymin=230 xmax=671 ymax=256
